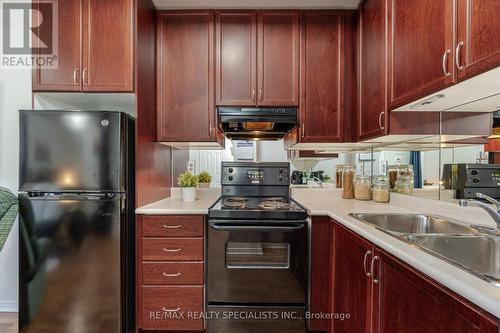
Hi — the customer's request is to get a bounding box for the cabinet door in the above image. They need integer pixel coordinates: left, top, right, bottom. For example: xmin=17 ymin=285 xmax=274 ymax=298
xmin=157 ymin=11 xmax=215 ymax=142
xmin=215 ymin=11 xmax=257 ymax=106
xmin=374 ymin=249 xmax=499 ymax=333
xmin=332 ymin=223 xmax=373 ymax=333
xmin=258 ymin=11 xmax=299 ymax=106
xmin=456 ymin=0 xmax=500 ymax=81
xmin=82 ymin=0 xmax=134 ymax=92
xmin=300 ymin=11 xmax=344 ymax=143
xmin=32 ymin=0 xmax=82 ymax=91
xmin=388 ymin=0 xmax=455 ymax=109
xmin=358 ymin=0 xmax=388 ymax=140
xmin=310 ymin=217 xmax=334 ymax=332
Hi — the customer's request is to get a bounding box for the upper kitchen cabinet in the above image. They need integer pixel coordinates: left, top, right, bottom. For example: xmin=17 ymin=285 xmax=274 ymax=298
xmin=157 ymin=11 xmax=222 ymax=145
xmin=300 ymin=11 xmax=344 ymax=143
xmin=388 ymin=0 xmax=455 ymax=110
xmin=456 ymin=0 xmax=500 ymax=81
xmin=81 ymin=0 xmax=134 ymax=92
xmin=215 ymin=11 xmax=257 ymax=106
xmin=33 ymin=0 xmax=134 ymax=92
xmin=215 ymin=10 xmax=299 ymax=107
xmin=358 ymin=0 xmax=388 ymax=141
xmin=258 ymin=11 xmax=300 ymax=106
xmin=32 ymin=0 xmax=81 ymax=91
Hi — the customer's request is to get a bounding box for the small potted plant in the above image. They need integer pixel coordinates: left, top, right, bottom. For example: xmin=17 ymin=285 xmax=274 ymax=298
xmin=197 ymin=171 xmax=212 ymax=188
xmin=178 ymin=171 xmax=199 ymax=203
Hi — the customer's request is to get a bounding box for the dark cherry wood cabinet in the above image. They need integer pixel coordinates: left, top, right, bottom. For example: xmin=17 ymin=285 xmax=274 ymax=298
xmin=332 ymin=223 xmax=373 ymax=333
xmin=215 ymin=11 xmax=257 ymax=106
xmin=299 ymin=11 xmax=344 ymax=143
xmin=328 ymin=218 xmax=500 ymax=333
xmin=137 ymin=215 xmax=205 ymax=332
xmin=33 ymin=0 xmax=134 ymax=92
xmin=310 ymin=217 xmax=334 ymax=332
xmin=456 ymin=0 xmax=500 ymax=81
xmin=258 ymin=11 xmax=300 ymax=106
xmin=82 ymin=0 xmax=134 ymax=92
xmin=32 ymin=0 xmax=82 ymax=91
xmin=388 ymin=0 xmax=456 ymax=109
xmin=357 ymin=0 xmax=388 ymax=140
xmin=375 ymin=249 xmax=499 ymax=333
xmin=215 ymin=10 xmax=299 ymax=107
xmin=157 ymin=11 xmax=217 ymax=143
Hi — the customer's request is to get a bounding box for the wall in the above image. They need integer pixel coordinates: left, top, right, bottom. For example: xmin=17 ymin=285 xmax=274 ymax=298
xmin=0 ymin=68 xmax=32 ymax=312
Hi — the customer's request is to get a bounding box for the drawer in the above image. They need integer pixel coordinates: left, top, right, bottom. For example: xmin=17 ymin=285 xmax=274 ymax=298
xmin=143 ymin=238 xmax=204 ymax=261
xmin=142 ymin=215 xmax=204 ymax=237
xmin=142 ymin=286 xmax=203 ymax=331
xmin=143 ymin=262 xmax=204 ymax=285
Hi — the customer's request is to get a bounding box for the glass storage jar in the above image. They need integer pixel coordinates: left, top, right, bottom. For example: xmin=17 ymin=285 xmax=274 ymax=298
xmin=373 ymin=176 xmax=390 ymax=203
xmin=388 ymin=165 xmax=398 ymax=190
xmin=394 ymin=175 xmax=414 ymax=194
xmin=335 ymin=165 xmax=345 ymax=188
xmin=342 ymin=166 xmax=356 ymax=199
xmin=354 ymin=175 xmax=372 ymax=201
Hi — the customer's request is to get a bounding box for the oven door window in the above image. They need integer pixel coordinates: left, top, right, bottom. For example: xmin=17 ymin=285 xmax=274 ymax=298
xmin=225 ymin=242 xmax=290 ymax=269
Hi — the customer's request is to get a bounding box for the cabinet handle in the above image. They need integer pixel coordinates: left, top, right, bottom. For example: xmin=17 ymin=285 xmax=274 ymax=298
xmin=252 ymin=88 xmax=256 ymax=102
xmin=209 ymin=123 xmax=213 ymax=137
xmin=73 ymin=68 xmax=79 ymax=86
xmin=442 ymin=49 xmax=451 ymax=78
xmin=301 ymin=124 xmax=305 ymax=139
xmin=455 ymin=42 xmax=464 ymax=71
xmin=162 ymin=272 xmax=181 ymax=277
xmin=370 ymin=255 xmax=380 ymax=284
xmin=162 ymin=307 xmax=180 ymax=312
xmin=378 ymin=112 xmax=385 ymax=130
xmin=363 ymin=251 xmax=372 ymax=277
xmin=163 ymin=224 xmax=182 ymax=229
xmin=82 ymin=68 xmax=88 ymax=85
xmin=163 ymin=248 xmax=181 ymax=253
xmin=259 ymin=88 xmax=262 ymax=102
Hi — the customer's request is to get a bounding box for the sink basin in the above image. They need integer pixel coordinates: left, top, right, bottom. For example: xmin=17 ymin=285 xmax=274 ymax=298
xmin=406 ymin=234 xmax=500 ymax=282
xmin=350 ymin=213 xmax=477 ymax=236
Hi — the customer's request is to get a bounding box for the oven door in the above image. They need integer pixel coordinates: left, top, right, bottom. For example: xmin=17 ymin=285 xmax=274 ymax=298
xmin=207 ymin=220 xmax=308 ymax=305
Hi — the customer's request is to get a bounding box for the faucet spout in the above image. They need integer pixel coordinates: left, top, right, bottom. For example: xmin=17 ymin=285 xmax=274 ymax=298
xmin=312 ymin=176 xmax=324 ymax=188
xmin=458 ymin=198 xmax=500 ymax=230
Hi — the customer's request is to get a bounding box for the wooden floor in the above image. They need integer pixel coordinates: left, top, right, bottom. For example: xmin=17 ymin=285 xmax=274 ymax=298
xmin=0 ymin=312 xmax=18 ymax=333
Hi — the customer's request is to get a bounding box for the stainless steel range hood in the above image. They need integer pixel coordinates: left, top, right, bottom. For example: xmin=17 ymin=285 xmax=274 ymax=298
xmin=218 ymin=107 xmax=298 ymax=140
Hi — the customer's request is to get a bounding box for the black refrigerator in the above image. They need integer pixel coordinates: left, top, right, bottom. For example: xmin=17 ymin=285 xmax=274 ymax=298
xmin=18 ymin=110 xmax=135 ymax=333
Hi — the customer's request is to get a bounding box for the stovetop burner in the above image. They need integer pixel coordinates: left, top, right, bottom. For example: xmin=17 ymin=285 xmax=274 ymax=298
xmin=221 ymin=197 xmax=249 ymax=209
xmin=258 ymin=197 xmax=292 ymax=210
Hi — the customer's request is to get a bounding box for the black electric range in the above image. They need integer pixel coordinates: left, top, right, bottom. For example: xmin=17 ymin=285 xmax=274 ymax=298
xmin=207 ymin=162 xmax=309 ymax=333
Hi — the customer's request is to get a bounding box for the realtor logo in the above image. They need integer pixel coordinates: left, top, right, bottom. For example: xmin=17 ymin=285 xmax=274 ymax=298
xmin=0 ymin=0 xmax=58 ymax=68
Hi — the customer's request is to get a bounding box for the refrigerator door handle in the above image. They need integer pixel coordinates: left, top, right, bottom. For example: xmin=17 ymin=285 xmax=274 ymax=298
xmin=19 ymin=192 xmax=125 ymax=201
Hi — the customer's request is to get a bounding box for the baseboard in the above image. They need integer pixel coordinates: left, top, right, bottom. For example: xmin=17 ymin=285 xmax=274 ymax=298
xmin=0 ymin=301 xmax=18 ymax=312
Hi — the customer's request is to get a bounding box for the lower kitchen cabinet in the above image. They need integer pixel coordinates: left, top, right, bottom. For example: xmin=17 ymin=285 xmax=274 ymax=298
xmin=136 ymin=215 xmax=205 ymax=332
xmin=323 ymin=219 xmax=500 ymax=333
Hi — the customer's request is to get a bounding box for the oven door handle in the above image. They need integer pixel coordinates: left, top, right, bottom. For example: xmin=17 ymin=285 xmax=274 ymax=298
xmin=209 ymin=222 xmax=306 ymax=232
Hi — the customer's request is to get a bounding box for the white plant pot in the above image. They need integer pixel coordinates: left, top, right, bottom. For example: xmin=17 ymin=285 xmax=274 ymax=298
xmin=199 ymin=182 xmax=210 ymax=188
xmin=181 ymin=187 xmax=197 ymax=203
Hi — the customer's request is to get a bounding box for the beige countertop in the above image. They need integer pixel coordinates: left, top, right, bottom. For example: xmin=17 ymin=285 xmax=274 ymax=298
xmin=136 ymin=187 xmax=500 ymax=318
xmin=135 ymin=188 xmax=221 ymax=215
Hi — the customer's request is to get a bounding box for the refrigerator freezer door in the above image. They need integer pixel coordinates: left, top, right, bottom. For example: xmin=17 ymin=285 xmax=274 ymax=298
xmin=18 ymin=194 xmax=125 ymax=332
xmin=19 ymin=110 xmax=127 ymax=192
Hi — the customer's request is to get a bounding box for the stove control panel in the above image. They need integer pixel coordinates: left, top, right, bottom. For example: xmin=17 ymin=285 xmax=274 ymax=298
xmin=221 ymin=162 xmax=290 ymax=186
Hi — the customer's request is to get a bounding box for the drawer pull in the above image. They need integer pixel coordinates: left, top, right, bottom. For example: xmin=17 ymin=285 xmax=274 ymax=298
xmin=163 ymin=248 xmax=181 ymax=253
xmin=163 ymin=224 xmax=182 ymax=229
xmin=162 ymin=272 xmax=181 ymax=277
xmin=162 ymin=307 xmax=180 ymax=312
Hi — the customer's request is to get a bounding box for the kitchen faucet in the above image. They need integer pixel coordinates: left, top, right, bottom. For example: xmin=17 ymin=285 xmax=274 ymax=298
xmin=458 ymin=192 xmax=500 ymax=231
xmin=312 ymin=176 xmax=324 ymax=188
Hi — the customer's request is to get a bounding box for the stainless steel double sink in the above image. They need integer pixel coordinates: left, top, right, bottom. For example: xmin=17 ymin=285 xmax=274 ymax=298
xmin=350 ymin=213 xmax=500 ymax=285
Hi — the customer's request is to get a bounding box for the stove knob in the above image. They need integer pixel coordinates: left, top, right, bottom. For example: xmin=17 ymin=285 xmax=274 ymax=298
xmin=471 ymin=169 xmax=478 ymax=176
xmin=228 ymin=176 xmax=234 ymax=181
xmin=472 ymin=177 xmax=480 ymax=183
xmin=279 ymin=176 xmax=284 ymax=182
xmin=228 ymin=168 xmax=234 ymax=173
xmin=279 ymin=168 xmax=284 ymax=174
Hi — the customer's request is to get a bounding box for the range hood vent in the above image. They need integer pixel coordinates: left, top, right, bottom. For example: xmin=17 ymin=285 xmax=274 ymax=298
xmin=218 ymin=107 xmax=298 ymax=140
